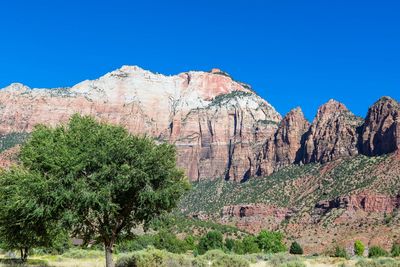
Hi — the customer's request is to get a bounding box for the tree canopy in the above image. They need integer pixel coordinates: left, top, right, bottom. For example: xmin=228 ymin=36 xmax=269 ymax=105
xmin=0 ymin=167 xmax=66 ymax=260
xmin=2 ymin=114 xmax=189 ymax=267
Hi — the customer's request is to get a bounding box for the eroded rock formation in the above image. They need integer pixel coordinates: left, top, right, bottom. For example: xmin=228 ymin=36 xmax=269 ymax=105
xmin=301 ymin=99 xmax=363 ymax=164
xmin=0 ymin=66 xmax=281 ymax=181
xmin=361 ymin=96 xmax=400 ymax=156
xmin=0 ymin=66 xmax=399 ymax=182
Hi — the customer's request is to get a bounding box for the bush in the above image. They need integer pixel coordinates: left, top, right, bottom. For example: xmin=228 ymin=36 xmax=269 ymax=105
xmin=289 ymin=241 xmax=303 ymax=255
xmin=197 ymin=231 xmax=223 ymax=254
xmin=194 ymin=249 xmax=250 ymax=267
xmin=117 ymin=235 xmax=156 ymax=252
xmin=356 ymin=257 xmax=400 ymax=267
xmin=354 ymin=240 xmax=365 ymax=256
xmin=334 ymin=246 xmax=349 ymax=259
xmin=369 ymin=246 xmax=389 ymax=258
xmin=153 ymin=231 xmax=189 ymax=253
xmin=184 ymin=235 xmax=196 ymax=251
xmin=265 ymin=253 xmax=306 ymax=267
xmin=391 ymin=243 xmax=400 ymax=257
xmin=116 ymin=248 xmax=191 ymax=267
xmin=233 ymin=236 xmax=260 ymax=254
xmin=225 ymin=238 xmax=235 ymax=252
xmin=257 ymin=230 xmax=286 ymax=253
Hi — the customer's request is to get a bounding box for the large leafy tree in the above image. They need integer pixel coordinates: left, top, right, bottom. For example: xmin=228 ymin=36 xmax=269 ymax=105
xmin=0 ymin=167 xmax=66 ymax=260
xmin=19 ymin=114 xmax=190 ymax=267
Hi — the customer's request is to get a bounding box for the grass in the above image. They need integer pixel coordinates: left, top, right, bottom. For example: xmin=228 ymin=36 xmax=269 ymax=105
xmin=1 ymin=249 xmax=400 ymax=266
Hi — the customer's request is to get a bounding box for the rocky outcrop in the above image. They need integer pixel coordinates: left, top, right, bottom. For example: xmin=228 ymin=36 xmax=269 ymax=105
xmin=361 ymin=97 xmax=400 ymax=156
xmin=301 ymin=100 xmax=363 ymax=164
xmin=256 ymin=108 xmax=310 ymax=175
xmin=0 ymin=66 xmax=281 ymax=181
xmin=315 ymin=191 xmax=400 ymax=214
xmin=274 ymin=107 xmax=310 ymax=165
xmin=221 ymin=204 xmax=292 ymax=233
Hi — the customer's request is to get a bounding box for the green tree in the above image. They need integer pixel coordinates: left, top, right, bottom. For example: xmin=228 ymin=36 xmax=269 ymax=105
xmin=354 ymin=240 xmax=365 ymax=256
xmin=197 ymin=231 xmax=223 ymax=254
xmin=0 ymin=167 xmax=66 ymax=260
xmin=391 ymin=243 xmax=400 ymax=257
xmin=19 ymin=114 xmax=190 ymax=267
xmin=256 ymin=230 xmax=286 ymax=253
xmin=153 ymin=231 xmax=188 ymax=253
xmin=289 ymin=241 xmax=303 ymax=255
xmin=368 ymin=246 xmax=388 ymax=258
xmin=242 ymin=236 xmax=260 ymax=254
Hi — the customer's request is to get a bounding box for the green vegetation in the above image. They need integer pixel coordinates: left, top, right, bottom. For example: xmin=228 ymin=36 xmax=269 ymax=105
xmin=257 ymin=230 xmax=286 ymax=253
xmin=391 ymin=243 xmax=400 ymax=257
xmin=369 ymin=246 xmax=389 ymax=258
xmin=0 ymin=133 xmax=29 ymax=153
xmin=209 ymin=91 xmax=253 ymax=107
xmin=0 ymin=114 xmax=189 ymax=267
xmin=179 ymin=154 xmax=390 ymax=226
xmin=150 ymin=213 xmax=244 ymax=237
xmin=289 ymin=242 xmax=303 ymax=255
xmin=354 ymin=240 xmax=365 ymax=256
xmin=233 ymin=236 xmax=260 ymax=254
xmin=356 ymin=257 xmax=400 ymax=266
xmin=0 ymin=167 xmax=68 ymax=261
xmin=197 ymin=231 xmax=224 ymax=255
xmin=116 ymin=248 xmax=250 ymax=267
xmin=334 ymin=246 xmax=349 ymax=259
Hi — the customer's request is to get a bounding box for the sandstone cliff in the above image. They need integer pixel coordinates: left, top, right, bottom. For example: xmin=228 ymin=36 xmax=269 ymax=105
xmin=361 ymin=96 xmax=400 ymax=156
xmin=1 ymin=66 xmax=399 ymax=182
xmin=0 ymin=66 xmax=281 ymax=181
xmin=301 ymin=99 xmax=363 ymax=164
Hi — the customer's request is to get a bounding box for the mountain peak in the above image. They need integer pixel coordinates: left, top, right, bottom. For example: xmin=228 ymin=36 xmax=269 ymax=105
xmin=2 ymin=83 xmax=30 ymax=93
xmin=315 ymin=99 xmax=348 ymax=121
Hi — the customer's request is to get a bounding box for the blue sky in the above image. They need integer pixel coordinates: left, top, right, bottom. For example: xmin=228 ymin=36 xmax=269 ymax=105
xmin=0 ymin=0 xmax=399 ymax=120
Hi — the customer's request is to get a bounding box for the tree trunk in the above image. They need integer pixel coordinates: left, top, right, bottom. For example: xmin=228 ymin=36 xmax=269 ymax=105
xmin=22 ymin=247 xmax=28 ymax=261
xmin=105 ymin=244 xmax=114 ymax=267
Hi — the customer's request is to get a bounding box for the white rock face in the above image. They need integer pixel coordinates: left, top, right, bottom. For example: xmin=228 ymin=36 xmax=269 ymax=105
xmin=0 ymin=66 xmax=281 ymax=181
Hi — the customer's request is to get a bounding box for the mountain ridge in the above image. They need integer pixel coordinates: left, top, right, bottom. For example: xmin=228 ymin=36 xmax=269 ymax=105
xmin=0 ymin=65 xmax=399 ymax=182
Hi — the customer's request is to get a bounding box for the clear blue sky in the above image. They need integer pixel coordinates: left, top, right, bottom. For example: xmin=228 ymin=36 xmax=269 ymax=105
xmin=0 ymin=0 xmax=399 ymax=120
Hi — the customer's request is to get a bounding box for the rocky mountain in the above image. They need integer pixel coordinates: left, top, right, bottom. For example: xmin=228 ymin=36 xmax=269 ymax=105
xmin=301 ymin=99 xmax=363 ymax=164
xmin=0 ymin=66 xmax=399 ymax=183
xmin=1 ymin=65 xmax=400 ymax=253
xmin=0 ymin=66 xmax=283 ymax=182
xmin=361 ymin=96 xmax=400 ymax=156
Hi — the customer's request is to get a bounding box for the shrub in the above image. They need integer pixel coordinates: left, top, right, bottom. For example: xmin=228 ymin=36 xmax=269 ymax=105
xmin=115 ymin=248 xmax=191 ymax=267
xmin=354 ymin=240 xmax=365 ymax=256
xmin=233 ymin=236 xmax=260 ymax=254
xmin=194 ymin=249 xmax=250 ymax=267
xmin=369 ymin=246 xmax=389 ymax=258
xmin=334 ymin=246 xmax=349 ymax=259
xmin=266 ymin=253 xmax=306 ymax=267
xmin=356 ymin=257 xmax=400 ymax=267
xmin=257 ymin=230 xmax=286 ymax=253
xmin=289 ymin=241 xmax=303 ymax=255
xmin=225 ymin=238 xmax=235 ymax=251
xmin=117 ymin=235 xmax=156 ymax=252
xmin=153 ymin=231 xmax=189 ymax=253
xmin=184 ymin=235 xmax=196 ymax=251
xmin=197 ymin=231 xmax=223 ymax=254
xmin=391 ymin=243 xmax=400 ymax=257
